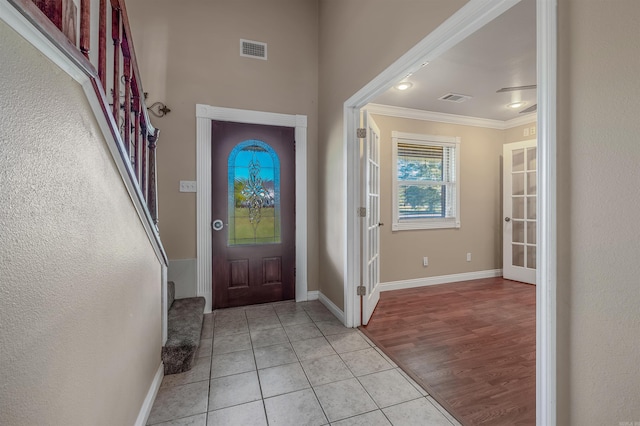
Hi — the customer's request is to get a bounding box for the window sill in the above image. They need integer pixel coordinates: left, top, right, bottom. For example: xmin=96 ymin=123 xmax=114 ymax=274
xmin=392 ymin=220 xmax=460 ymax=231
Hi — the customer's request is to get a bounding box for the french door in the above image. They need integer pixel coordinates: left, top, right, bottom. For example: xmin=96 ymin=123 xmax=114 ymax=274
xmin=361 ymin=111 xmax=382 ymax=324
xmin=503 ymin=139 xmax=537 ymax=284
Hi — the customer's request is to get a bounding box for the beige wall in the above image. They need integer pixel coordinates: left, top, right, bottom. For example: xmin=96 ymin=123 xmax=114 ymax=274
xmin=372 ymin=114 xmax=504 ymax=282
xmin=557 ymin=0 xmax=640 ymax=423
xmin=128 ymin=0 xmax=320 ymax=292
xmin=318 ymin=0 xmax=468 ymax=308
xmin=0 ymin=23 xmax=162 ymax=425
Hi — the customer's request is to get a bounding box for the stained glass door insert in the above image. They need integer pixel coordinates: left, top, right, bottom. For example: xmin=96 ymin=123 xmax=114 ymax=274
xmin=228 ymin=140 xmax=281 ymax=245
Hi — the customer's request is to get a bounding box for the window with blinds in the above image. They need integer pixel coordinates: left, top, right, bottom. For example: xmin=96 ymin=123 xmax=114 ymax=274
xmin=392 ymin=132 xmax=461 ymax=230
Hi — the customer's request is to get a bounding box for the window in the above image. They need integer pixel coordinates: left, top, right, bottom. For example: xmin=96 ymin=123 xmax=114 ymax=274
xmin=227 ymin=140 xmax=281 ymax=245
xmin=392 ymin=132 xmax=460 ymax=230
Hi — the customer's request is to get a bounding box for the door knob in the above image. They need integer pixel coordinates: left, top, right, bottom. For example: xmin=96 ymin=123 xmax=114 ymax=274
xmin=378 ymin=222 xmax=384 ymax=227
xmin=504 ymin=217 xmax=511 ymax=222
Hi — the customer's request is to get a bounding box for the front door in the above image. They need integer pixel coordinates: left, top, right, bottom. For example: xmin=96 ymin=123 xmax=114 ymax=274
xmin=503 ymin=139 xmax=537 ymax=284
xmin=211 ymin=121 xmax=295 ymax=308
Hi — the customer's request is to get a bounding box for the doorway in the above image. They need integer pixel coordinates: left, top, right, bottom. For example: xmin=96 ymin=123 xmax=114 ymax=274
xmin=195 ymin=105 xmax=309 ymax=313
xmin=210 ymin=121 xmax=296 ymax=308
xmin=343 ymin=0 xmax=557 ymax=423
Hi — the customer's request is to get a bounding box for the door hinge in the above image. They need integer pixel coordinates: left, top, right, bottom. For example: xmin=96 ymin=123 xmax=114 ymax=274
xmin=357 ymin=207 xmax=366 ymax=217
xmin=357 ymin=285 xmax=366 ymax=296
xmin=357 ymin=128 xmax=367 ymax=139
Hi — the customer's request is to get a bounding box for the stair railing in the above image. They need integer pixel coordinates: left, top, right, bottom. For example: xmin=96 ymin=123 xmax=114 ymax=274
xmin=9 ymin=0 xmax=160 ymax=226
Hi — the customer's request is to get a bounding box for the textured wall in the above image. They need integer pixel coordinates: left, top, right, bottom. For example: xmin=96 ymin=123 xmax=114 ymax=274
xmin=557 ymin=0 xmax=640 ymax=423
xmin=127 ymin=0 xmax=320 ymax=293
xmin=318 ymin=0 xmax=468 ymax=308
xmin=0 ymin=23 xmax=162 ymax=425
xmin=372 ymin=114 xmax=504 ymax=282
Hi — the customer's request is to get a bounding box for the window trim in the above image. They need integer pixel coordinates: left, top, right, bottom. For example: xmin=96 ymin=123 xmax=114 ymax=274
xmin=391 ymin=131 xmax=461 ymax=231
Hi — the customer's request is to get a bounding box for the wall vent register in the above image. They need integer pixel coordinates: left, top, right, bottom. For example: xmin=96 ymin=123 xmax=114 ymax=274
xmin=240 ymin=39 xmax=268 ymax=60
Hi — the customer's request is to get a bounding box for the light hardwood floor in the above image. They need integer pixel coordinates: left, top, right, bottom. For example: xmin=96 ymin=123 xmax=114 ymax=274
xmin=360 ymin=277 xmax=535 ymax=426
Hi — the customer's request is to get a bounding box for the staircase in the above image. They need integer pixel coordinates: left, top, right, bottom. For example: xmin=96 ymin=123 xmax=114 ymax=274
xmin=162 ymin=281 xmax=206 ymax=375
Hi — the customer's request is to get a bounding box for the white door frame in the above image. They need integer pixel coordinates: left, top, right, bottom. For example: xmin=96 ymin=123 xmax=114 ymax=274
xmin=195 ymin=105 xmax=308 ymax=313
xmin=343 ymin=0 xmax=556 ymax=424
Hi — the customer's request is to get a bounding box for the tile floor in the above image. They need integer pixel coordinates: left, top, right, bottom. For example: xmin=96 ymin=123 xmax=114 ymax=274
xmin=147 ymin=300 xmax=461 ymax=426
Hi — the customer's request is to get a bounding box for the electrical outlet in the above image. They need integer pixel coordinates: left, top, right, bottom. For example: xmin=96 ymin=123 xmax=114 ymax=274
xmin=466 ymin=252 xmax=472 ymax=262
xmin=530 ymin=126 xmax=536 ymax=135
xmin=179 ymin=180 xmax=197 ymax=193
xmin=423 ymin=257 xmax=428 ymax=267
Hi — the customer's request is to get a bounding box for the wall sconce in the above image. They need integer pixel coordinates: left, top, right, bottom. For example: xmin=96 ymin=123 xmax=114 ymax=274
xmin=147 ymin=101 xmax=171 ymax=117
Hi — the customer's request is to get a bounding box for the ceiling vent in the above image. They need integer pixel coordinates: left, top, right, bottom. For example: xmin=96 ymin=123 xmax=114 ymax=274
xmin=438 ymin=93 xmax=473 ymax=103
xmin=240 ymin=39 xmax=267 ymax=60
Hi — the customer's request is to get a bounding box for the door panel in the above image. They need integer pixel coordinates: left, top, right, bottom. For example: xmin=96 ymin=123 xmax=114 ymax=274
xmin=211 ymin=121 xmax=295 ymax=308
xmin=503 ymin=140 xmax=536 ymax=284
xmin=361 ymin=110 xmax=382 ymax=325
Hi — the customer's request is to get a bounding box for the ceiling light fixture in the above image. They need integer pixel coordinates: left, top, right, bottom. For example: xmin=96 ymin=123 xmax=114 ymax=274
xmin=395 ymin=82 xmax=413 ymax=91
xmin=507 ymin=101 xmax=527 ymax=109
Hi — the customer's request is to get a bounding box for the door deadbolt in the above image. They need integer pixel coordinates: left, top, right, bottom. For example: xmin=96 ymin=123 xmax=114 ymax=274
xmin=212 ymin=219 xmax=224 ymax=231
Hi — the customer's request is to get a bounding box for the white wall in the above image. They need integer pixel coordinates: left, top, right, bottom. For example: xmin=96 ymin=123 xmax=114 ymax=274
xmin=0 ymin=22 xmax=162 ymax=425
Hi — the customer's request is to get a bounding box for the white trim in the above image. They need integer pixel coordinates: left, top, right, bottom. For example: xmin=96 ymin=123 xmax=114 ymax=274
xmin=195 ymin=105 xmax=308 ymax=313
xmin=307 ymin=291 xmax=319 ymax=301
xmin=134 ymin=362 xmax=164 ymax=426
xmin=343 ymin=0 xmax=556 ymax=423
xmin=504 ymin=113 xmax=539 ymax=129
xmin=380 ymin=269 xmax=503 ymax=292
xmin=536 ymin=0 xmax=557 ymax=424
xmin=366 ymin=103 xmax=536 ymax=130
xmin=161 ymin=264 xmax=168 ymax=345
xmin=319 ymin=292 xmax=345 ymax=324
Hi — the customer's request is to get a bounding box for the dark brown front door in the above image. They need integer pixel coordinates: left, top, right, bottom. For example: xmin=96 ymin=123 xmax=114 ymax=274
xmin=211 ymin=120 xmax=295 ymax=309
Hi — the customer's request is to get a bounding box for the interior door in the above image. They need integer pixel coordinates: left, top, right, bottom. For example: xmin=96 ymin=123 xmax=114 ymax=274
xmin=361 ymin=110 xmax=382 ymax=324
xmin=503 ymin=139 xmax=537 ymax=284
xmin=211 ymin=120 xmax=295 ymax=309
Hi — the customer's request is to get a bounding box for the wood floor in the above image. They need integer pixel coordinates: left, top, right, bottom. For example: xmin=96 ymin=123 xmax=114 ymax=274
xmin=360 ymin=277 xmax=535 ymax=426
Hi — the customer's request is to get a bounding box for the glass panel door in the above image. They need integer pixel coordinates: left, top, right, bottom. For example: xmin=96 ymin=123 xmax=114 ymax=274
xmin=503 ymin=140 xmax=537 ymax=284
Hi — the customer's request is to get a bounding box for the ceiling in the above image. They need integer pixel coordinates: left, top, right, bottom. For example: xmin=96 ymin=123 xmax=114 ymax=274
xmin=371 ymin=0 xmax=536 ymax=122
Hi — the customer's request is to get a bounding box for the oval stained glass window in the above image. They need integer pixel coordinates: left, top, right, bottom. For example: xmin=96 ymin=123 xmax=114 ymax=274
xmin=227 ymin=140 xmax=281 ymax=245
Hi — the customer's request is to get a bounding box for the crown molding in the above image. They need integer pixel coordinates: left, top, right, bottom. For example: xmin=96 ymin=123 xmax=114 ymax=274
xmin=365 ymin=103 xmax=536 ymax=130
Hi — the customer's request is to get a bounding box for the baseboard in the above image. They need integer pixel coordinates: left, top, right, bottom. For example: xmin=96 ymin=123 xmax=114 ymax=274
xmin=319 ymin=292 xmax=345 ymax=324
xmin=135 ymin=362 xmax=164 ymax=426
xmin=380 ymin=269 xmax=503 ymax=292
xmin=307 ymin=290 xmax=319 ymax=301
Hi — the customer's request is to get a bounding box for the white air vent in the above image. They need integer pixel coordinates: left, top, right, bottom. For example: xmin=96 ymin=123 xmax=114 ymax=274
xmin=438 ymin=93 xmax=473 ymax=103
xmin=240 ymin=39 xmax=267 ymax=60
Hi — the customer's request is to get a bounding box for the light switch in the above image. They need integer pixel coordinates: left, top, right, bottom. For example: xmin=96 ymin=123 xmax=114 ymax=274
xmin=179 ymin=181 xmax=197 ymax=193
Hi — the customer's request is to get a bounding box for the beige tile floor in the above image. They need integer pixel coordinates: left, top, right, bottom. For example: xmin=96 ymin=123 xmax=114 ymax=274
xmin=147 ymin=300 xmax=461 ymax=426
